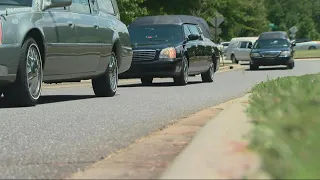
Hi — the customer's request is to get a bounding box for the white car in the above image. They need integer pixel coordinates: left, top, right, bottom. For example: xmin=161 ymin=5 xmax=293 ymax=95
xmin=293 ymin=38 xmax=320 ymax=50
xmin=225 ymin=37 xmax=258 ymax=63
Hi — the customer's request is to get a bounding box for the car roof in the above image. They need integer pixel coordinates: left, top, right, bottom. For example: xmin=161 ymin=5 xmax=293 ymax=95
xmin=258 ymin=31 xmax=289 ymax=40
xmin=128 ymin=15 xmax=213 ymax=40
xmin=230 ymin=37 xmax=258 ymax=43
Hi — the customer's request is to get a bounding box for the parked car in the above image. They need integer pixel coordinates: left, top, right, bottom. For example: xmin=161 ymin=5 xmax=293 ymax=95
xmin=119 ymin=15 xmax=221 ymax=85
xmin=0 ymin=0 xmax=133 ymax=106
xmin=293 ymin=38 xmax=320 ymax=50
xmin=225 ymin=37 xmax=258 ymax=64
xmin=220 ymin=41 xmax=230 ymax=55
xmin=249 ymin=31 xmax=295 ymax=70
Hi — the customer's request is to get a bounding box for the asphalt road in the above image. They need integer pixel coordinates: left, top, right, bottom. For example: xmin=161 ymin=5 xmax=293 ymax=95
xmin=0 ymin=60 xmax=319 ymax=178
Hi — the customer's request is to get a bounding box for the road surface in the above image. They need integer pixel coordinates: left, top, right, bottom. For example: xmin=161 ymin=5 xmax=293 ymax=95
xmin=0 ymin=60 xmax=319 ymax=178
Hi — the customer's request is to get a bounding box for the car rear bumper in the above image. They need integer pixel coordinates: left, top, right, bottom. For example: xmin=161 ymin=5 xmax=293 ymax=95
xmin=119 ymin=58 xmax=182 ymax=79
xmin=0 ymin=44 xmax=21 ymax=84
xmin=250 ymin=56 xmax=293 ymax=66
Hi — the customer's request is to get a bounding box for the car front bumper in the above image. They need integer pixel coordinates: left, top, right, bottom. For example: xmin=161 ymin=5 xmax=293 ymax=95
xmin=250 ymin=56 xmax=293 ymax=66
xmin=0 ymin=44 xmax=21 ymax=85
xmin=119 ymin=58 xmax=183 ymax=79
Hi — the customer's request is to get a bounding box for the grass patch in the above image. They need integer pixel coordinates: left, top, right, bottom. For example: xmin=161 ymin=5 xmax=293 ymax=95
xmin=247 ymin=73 xmax=320 ymax=179
xmin=294 ymin=49 xmax=320 ymax=59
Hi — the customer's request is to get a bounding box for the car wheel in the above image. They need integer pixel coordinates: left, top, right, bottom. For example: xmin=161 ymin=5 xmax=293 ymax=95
xmin=287 ymin=61 xmax=295 ymax=69
xmin=3 ymin=38 xmax=43 ymax=106
xmin=308 ymin=46 xmax=316 ymax=50
xmin=250 ymin=64 xmax=259 ymax=70
xmin=92 ymin=52 xmax=118 ymax=97
xmin=141 ymin=77 xmax=153 ymax=85
xmin=231 ymin=54 xmax=238 ymax=64
xmin=201 ymin=61 xmax=215 ymax=83
xmin=174 ymin=56 xmax=188 ymax=86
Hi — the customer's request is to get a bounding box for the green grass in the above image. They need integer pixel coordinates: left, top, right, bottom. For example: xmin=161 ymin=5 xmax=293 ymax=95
xmin=294 ymin=49 xmax=320 ymax=59
xmin=247 ymin=73 xmax=320 ymax=179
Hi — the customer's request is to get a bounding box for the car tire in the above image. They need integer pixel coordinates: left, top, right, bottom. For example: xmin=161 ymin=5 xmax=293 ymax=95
xmin=308 ymin=46 xmax=316 ymax=50
xmin=287 ymin=61 xmax=295 ymax=69
xmin=92 ymin=52 xmax=118 ymax=97
xmin=231 ymin=54 xmax=238 ymax=64
xmin=250 ymin=64 xmax=259 ymax=70
xmin=201 ymin=61 xmax=215 ymax=83
xmin=3 ymin=37 xmax=43 ymax=107
xmin=141 ymin=77 xmax=153 ymax=85
xmin=173 ymin=56 xmax=188 ymax=86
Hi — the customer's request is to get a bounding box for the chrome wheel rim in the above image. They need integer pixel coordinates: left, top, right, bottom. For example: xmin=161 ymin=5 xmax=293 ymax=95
xmin=109 ymin=54 xmax=118 ymax=92
xmin=183 ymin=58 xmax=189 ymax=83
xmin=26 ymin=43 xmax=42 ymax=100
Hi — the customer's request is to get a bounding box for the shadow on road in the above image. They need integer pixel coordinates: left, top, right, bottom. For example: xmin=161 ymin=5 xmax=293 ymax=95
xmin=119 ymin=81 xmax=204 ymax=88
xmin=245 ymin=66 xmax=288 ymax=71
xmin=0 ymin=95 xmax=96 ymax=109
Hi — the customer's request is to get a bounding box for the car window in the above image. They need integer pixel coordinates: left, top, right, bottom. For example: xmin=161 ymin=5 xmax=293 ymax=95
xmin=187 ymin=25 xmax=200 ymax=36
xmin=254 ymin=39 xmax=290 ymax=49
xmin=183 ymin=25 xmax=191 ymax=39
xmin=0 ymin=0 xmax=33 ymax=7
xmin=240 ymin=41 xmax=248 ymax=48
xmin=70 ymin=0 xmax=91 ymax=14
xmin=97 ymin=0 xmax=115 ymax=14
xmin=129 ymin=25 xmax=184 ymax=45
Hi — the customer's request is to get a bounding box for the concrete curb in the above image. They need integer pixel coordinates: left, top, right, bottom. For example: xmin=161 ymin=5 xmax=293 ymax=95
xmin=159 ymin=94 xmax=270 ymax=179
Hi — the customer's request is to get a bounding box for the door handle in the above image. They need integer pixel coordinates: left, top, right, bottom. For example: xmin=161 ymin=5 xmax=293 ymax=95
xmin=67 ymin=21 xmax=74 ymax=27
xmin=93 ymin=24 xmax=99 ymax=29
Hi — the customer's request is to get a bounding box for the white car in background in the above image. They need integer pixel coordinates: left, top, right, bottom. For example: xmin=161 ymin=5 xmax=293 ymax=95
xmin=225 ymin=37 xmax=258 ymax=64
xmin=220 ymin=42 xmax=230 ymax=55
xmin=293 ymin=38 xmax=320 ymax=50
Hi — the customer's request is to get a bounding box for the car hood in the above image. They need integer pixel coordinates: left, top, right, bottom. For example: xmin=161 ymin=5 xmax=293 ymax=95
xmin=252 ymin=47 xmax=291 ymax=53
xmin=132 ymin=42 xmax=180 ymax=51
xmin=0 ymin=6 xmax=32 ymax=16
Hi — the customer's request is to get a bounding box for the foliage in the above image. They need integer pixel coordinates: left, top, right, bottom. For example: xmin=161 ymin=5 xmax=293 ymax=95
xmin=247 ymin=73 xmax=320 ymax=178
xmin=117 ymin=0 xmax=320 ymax=41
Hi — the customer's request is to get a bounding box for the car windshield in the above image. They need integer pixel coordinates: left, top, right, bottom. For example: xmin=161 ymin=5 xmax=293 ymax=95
xmin=254 ymin=39 xmax=290 ymax=49
xmin=129 ymin=25 xmax=183 ymax=45
xmin=0 ymin=0 xmax=32 ymax=7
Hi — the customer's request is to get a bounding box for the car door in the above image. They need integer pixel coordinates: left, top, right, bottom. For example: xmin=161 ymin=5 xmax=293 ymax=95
xmin=93 ymin=0 xmax=118 ymax=73
xmin=70 ymin=0 xmax=101 ymax=73
xmin=237 ymin=41 xmax=249 ymax=61
xmin=243 ymin=41 xmax=253 ymax=60
xmin=41 ymin=7 xmax=78 ymax=76
xmin=197 ymin=26 xmax=212 ymax=71
xmin=186 ymin=24 xmax=204 ymax=73
xmin=182 ymin=24 xmax=198 ymax=73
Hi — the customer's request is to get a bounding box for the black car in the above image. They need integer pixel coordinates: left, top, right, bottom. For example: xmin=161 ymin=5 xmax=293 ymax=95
xmin=249 ymin=31 xmax=296 ymax=70
xmin=119 ymin=15 xmax=221 ymax=85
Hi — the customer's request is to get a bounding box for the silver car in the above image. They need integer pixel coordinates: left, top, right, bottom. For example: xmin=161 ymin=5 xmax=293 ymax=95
xmin=293 ymin=38 xmax=320 ymax=50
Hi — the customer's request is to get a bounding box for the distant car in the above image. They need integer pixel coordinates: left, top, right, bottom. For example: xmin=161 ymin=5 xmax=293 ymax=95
xmin=226 ymin=37 xmax=258 ymax=64
xmin=220 ymin=41 xmax=230 ymax=55
xmin=293 ymin=38 xmax=320 ymax=50
xmin=120 ymin=15 xmax=221 ymax=85
xmin=0 ymin=0 xmax=133 ymax=106
xmin=249 ymin=31 xmax=295 ymax=70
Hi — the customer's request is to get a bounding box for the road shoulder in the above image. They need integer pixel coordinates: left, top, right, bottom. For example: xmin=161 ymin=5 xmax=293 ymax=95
xmin=159 ymin=94 xmax=270 ymax=179
xmin=66 ymin=95 xmax=243 ymax=179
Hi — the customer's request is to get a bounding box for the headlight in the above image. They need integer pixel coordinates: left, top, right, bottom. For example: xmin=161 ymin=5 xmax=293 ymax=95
xmin=280 ymin=51 xmax=291 ymax=57
xmin=159 ymin=47 xmax=176 ymax=59
xmin=250 ymin=52 xmax=261 ymax=57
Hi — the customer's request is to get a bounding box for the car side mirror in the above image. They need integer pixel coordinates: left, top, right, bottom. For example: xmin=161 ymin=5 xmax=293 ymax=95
xmin=188 ymin=34 xmax=200 ymax=41
xmin=292 ymin=42 xmax=296 ymax=47
xmin=42 ymin=0 xmax=72 ymax=11
xmin=248 ymin=44 xmax=252 ymax=49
